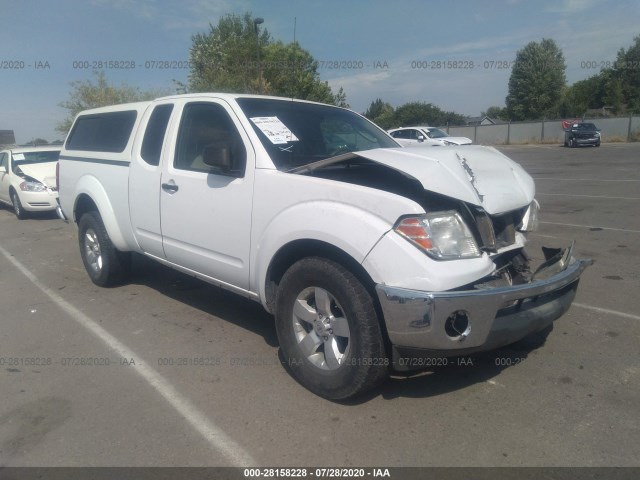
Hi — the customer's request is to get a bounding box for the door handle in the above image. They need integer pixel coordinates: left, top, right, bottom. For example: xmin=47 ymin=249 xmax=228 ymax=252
xmin=161 ymin=182 xmax=179 ymax=193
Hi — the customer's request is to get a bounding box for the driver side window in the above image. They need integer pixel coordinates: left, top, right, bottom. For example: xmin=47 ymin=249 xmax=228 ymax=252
xmin=0 ymin=153 xmax=7 ymax=170
xmin=174 ymin=102 xmax=246 ymax=176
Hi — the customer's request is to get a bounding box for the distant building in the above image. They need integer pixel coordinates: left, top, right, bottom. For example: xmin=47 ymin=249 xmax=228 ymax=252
xmin=0 ymin=130 xmax=16 ymax=147
xmin=465 ymin=116 xmax=502 ymax=126
xmin=465 ymin=115 xmax=508 ymax=127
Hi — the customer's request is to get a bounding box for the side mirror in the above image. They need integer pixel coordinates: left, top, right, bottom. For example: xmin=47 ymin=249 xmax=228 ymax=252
xmin=0 ymin=166 xmax=6 ymax=174
xmin=202 ymin=143 xmax=233 ymax=173
xmin=417 ymin=135 xmax=425 ymax=142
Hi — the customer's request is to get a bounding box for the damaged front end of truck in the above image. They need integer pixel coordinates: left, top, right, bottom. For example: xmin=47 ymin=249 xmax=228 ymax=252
xmin=292 ymin=145 xmax=592 ymax=368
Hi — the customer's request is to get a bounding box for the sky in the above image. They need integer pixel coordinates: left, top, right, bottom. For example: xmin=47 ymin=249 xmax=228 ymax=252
xmin=1 ymin=0 xmax=638 ymax=144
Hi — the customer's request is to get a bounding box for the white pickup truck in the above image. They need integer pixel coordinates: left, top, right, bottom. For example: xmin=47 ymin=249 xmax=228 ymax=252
xmin=58 ymin=93 xmax=591 ymax=400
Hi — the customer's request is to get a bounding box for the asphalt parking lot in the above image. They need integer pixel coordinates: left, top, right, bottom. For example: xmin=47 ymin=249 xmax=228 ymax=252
xmin=0 ymin=143 xmax=639 ymax=468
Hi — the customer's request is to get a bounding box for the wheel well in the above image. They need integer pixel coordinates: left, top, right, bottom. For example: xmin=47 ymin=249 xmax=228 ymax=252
xmin=74 ymin=194 xmax=99 ymax=224
xmin=265 ymin=239 xmax=377 ymax=309
xmin=265 ymin=239 xmax=391 ymax=352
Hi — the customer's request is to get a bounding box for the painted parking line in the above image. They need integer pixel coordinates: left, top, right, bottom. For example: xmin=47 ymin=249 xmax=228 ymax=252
xmin=539 ymin=221 xmax=640 ymax=234
xmin=0 ymin=244 xmax=257 ymax=467
xmin=573 ymin=303 xmax=640 ymax=321
xmin=537 ymin=193 xmax=640 ymax=201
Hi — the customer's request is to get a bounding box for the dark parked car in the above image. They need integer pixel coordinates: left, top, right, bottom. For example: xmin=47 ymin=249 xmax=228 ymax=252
xmin=564 ymin=122 xmax=601 ymax=147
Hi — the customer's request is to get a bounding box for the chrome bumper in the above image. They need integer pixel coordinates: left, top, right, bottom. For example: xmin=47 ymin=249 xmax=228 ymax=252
xmin=376 ymin=252 xmax=592 ymax=355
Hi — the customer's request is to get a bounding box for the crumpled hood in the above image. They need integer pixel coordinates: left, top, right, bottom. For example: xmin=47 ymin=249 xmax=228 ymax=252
xmin=15 ymin=163 xmax=57 ymax=188
xmin=356 ymin=145 xmax=535 ymax=214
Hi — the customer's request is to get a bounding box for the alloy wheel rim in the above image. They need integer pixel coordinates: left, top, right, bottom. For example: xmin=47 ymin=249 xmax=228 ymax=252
xmin=83 ymin=228 xmax=103 ymax=274
xmin=291 ymin=286 xmax=351 ymax=370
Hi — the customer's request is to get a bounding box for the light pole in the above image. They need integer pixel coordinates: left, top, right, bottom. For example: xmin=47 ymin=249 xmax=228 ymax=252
xmin=253 ymin=17 xmax=264 ymax=93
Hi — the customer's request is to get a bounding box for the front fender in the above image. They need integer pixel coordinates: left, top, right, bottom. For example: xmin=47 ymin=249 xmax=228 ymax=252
xmin=252 ymin=201 xmax=393 ymax=305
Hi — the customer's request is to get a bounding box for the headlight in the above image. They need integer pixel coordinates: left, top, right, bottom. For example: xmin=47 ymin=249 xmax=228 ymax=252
xmin=19 ymin=180 xmax=47 ymax=192
xmin=519 ymin=199 xmax=540 ymax=232
xmin=394 ymin=211 xmax=482 ymax=260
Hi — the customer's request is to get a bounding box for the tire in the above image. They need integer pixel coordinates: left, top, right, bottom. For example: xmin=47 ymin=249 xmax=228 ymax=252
xmin=595 ymin=142 xmax=600 ymax=147
xmin=568 ymin=137 xmax=575 ymax=148
xmin=275 ymin=257 xmax=389 ymax=400
xmin=10 ymin=190 xmax=27 ymax=220
xmin=78 ymin=211 xmax=131 ymax=287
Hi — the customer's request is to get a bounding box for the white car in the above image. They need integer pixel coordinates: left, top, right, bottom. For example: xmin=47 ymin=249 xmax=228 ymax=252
xmin=0 ymin=146 xmax=60 ymax=219
xmin=388 ymin=126 xmax=472 ymax=147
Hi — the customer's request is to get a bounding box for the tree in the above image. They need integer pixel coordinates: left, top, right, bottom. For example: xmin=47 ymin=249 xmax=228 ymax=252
xmin=506 ymin=39 xmax=566 ymax=120
xmin=30 ymin=138 xmax=49 ymax=146
xmin=363 ymin=99 xmax=395 ymax=129
xmin=261 ymin=41 xmax=348 ymax=106
xmin=604 ymin=75 xmax=624 ymax=114
xmin=186 ymin=12 xmax=348 ymax=106
xmin=187 ymin=12 xmax=270 ymax=94
xmin=611 ymin=34 xmax=640 ymax=112
xmin=392 ymin=102 xmax=466 ymax=127
xmin=57 ymin=71 xmax=168 ymax=135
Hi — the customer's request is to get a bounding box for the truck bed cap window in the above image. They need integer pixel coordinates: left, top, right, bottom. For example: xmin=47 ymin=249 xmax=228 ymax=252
xmin=66 ymin=111 xmax=137 ymax=153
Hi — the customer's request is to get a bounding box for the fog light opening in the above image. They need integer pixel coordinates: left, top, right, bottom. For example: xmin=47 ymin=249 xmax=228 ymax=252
xmin=445 ymin=310 xmax=471 ymax=340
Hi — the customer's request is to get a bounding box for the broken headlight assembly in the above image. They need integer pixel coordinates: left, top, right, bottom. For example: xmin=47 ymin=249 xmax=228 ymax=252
xmin=395 ymin=211 xmax=482 ymax=260
xmin=519 ymin=199 xmax=540 ymax=232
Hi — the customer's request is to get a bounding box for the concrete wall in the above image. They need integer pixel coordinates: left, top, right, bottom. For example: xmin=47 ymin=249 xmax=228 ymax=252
xmin=442 ymin=116 xmax=640 ymax=145
xmin=631 ymin=116 xmax=640 ymax=140
xmin=476 ymin=123 xmax=509 ymax=145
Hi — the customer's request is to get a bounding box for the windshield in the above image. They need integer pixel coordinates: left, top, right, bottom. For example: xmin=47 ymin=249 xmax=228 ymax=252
xmin=578 ymin=123 xmax=598 ymax=130
xmin=236 ymin=98 xmax=399 ymax=170
xmin=426 ymin=128 xmax=448 ymax=139
xmin=11 ymin=150 xmax=60 ymax=170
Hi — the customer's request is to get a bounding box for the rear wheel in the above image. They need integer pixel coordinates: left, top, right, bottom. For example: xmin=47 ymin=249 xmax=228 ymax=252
xmin=275 ymin=257 xmax=389 ymax=400
xmin=78 ymin=211 xmax=131 ymax=287
xmin=10 ymin=190 xmax=27 ymax=220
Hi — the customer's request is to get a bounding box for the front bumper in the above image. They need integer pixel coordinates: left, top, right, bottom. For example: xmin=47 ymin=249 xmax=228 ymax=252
xmin=575 ymin=136 xmax=600 ymax=145
xmin=375 ymin=248 xmax=591 ymax=368
xmin=19 ymin=190 xmax=58 ymax=212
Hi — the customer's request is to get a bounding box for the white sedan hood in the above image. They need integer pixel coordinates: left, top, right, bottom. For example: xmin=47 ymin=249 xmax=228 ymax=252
xmin=357 ymin=145 xmax=535 ymax=214
xmin=16 ymin=163 xmax=57 ymax=188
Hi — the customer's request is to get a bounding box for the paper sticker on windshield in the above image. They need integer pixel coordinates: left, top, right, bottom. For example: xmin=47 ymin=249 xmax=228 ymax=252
xmin=13 ymin=153 xmax=25 ymax=161
xmin=250 ymin=117 xmax=299 ymax=144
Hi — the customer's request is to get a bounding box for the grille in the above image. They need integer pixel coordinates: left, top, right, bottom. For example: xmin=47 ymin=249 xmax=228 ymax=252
xmin=470 ymin=206 xmax=526 ymax=251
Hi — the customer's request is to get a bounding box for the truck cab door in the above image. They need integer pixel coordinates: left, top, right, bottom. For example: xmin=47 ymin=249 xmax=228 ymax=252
xmin=158 ymin=99 xmax=254 ymax=290
xmin=129 ymin=102 xmax=176 ymax=258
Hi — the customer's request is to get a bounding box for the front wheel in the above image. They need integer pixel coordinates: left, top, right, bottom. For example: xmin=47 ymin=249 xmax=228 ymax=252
xmin=10 ymin=190 xmax=27 ymax=220
xmin=275 ymin=257 xmax=389 ymax=400
xmin=78 ymin=211 xmax=131 ymax=287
